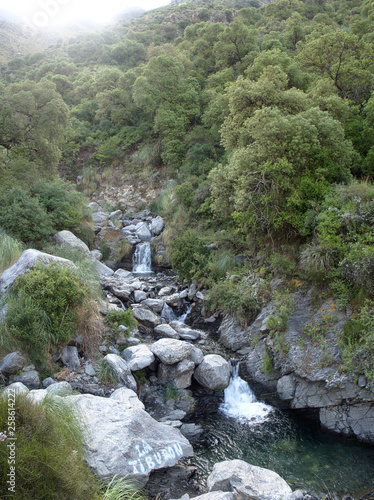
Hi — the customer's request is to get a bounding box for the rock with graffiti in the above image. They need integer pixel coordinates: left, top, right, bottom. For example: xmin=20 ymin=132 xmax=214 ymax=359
xmin=70 ymin=393 xmax=194 ymax=487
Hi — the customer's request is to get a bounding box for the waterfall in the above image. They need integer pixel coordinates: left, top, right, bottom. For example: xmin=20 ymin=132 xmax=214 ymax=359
xmin=161 ymin=303 xmax=177 ymax=322
xmin=178 ymin=304 xmax=191 ymax=323
xmin=220 ymin=362 xmax=273 ymax=424
xmin=132 ymin=243 xmax=152 ymax=273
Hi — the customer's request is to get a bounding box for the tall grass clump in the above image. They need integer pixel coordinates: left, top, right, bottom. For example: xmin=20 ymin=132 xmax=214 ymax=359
xmin=0 ymin=395 xmax=146 ymax=499
xmin=0 ymin=230 xmax=24 ymax=274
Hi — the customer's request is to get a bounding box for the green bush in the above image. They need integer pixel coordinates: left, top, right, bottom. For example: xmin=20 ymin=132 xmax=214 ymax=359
xmin=0 ymin=230 xmax=24 ymax=274
xmin=104 ymin=308 xmax=137 ymax=332
xmin=2 ymin=263 xmax=87 ymax=372
xmin=169 ymin=230 xmax=211 ymax=284
xmin=0 ymin=187 xmax=54 ymax=248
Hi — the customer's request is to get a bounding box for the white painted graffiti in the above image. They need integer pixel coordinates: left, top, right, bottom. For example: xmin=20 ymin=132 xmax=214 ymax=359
xmin=128 ymin=440 xmax=184 ymax=475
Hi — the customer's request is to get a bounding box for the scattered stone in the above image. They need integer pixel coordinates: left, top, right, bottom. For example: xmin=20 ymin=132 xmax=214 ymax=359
xmin=60 ymin=346 xmax=80 ymax=372
xmin=42 ymin=377 xmax=55 ymax=388
xmin=122 ymin=345 xmax=155 ymax=371
xmin=9 ymin=370 xmax=41 ymax=389
xmin=0 ymin=351 xmax=27 ymax=375
xmin=103 ymin=354 xmax=137 ymax=392
xmin=85 ymin=364 xmax=96 ymax=377
xmin=154 ymin=324 xmax=180 ymax=339
xmin=132 ymin=306 xmax=162 ymax=329
xmin=141 ymin=299 xmax=165 ymax=313
xmin=134 ymin=290 xmax=148 ymax=303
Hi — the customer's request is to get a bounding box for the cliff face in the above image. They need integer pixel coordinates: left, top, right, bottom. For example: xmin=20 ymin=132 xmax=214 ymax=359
xmin=217 ymin=285 xmax=374 ymax=444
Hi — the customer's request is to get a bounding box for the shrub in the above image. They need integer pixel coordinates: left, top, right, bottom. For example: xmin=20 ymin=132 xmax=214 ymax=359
xmin=104 ymin=308 xmax=137 ymax=332
xmin=1 ymin=263 xmax=87 ymax=373
xmin=97 ymin=359 xmax=117 ymax=386
xmin=169 ymin=230 xmax=211 ymax=284
xmin=0 ymin=187 xmax=54 ymax=248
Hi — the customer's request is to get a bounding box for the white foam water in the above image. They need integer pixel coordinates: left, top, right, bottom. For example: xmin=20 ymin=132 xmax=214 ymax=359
xmin=220 ymin=363 xmax=273 ymax=424
xmin=132 ymin=242 xmax=152 ymax=273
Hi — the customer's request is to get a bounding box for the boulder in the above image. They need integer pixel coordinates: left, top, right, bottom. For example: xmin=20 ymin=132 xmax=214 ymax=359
xmin=141 ymin=299 xmax=165 ymax=313
xmin=158 ymin=359 xmax=195 ymax=389
xmin=132 ymin=306 xmax=161 ymax=329
xmin=122 ymin=345 xmax=155 ymax=371
xmin=135 ymin=222 xmax=152 ymax=242
xmin=114 ymin=269 xmax=134 ymax=280
xmin=192 ymin=493 xmax=234 ymax=500
xmin=26 ymin=389 xmax=48 ymax=404
xmin=134 ymin=290 xmax=148 ymax=303
xmin=0 ymin=351 xmax=27 ymax=375
xmin=103 ymin=354 xmax=137 ymax=391
xmin=94 ymin=260 xmax=114 ymax=277
xmin=194 ymin=355 xmax=230 ymax=391
xmin=70 ymin=393 xmax=194 ymax=486
xmin=1 ymin=382 xmax=29 ymax=397
xmin=154 ymin=324 xmax=180 ymax=339
xmin=46 ymin=381 xmax=73 ymax=397
xmin=0 ymin=249 xmax=76 ymax=294
xmin=150 ymin=216 xmax=165 ymax=236
xmin=9 ymin=370 xmax=41 ymax=389
xmin=207 ymin=460 xmax=293 ymax=500
xmin=150 ymin=339 xmax=194 ymax=365
xmin=60 ymin=346 xmax=80 ymax=372
xmin=54 ymin=230 xmax=90 ymax=257
xmin=110 ymin=387 xmax=145 ymax=410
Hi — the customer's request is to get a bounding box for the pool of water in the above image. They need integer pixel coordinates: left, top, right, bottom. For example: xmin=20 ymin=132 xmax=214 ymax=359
xmin=191 ymin=409 xmax=374 ymax=498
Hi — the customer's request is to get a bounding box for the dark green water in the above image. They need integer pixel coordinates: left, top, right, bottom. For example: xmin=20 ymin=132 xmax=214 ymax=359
xmin=192 ymin=409 xmax=374 ymax=498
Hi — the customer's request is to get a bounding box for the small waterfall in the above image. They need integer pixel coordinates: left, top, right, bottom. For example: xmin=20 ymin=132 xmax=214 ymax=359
xmin=220 ymin=362 xmax=273 ymax=424
xmin=161 ymin=303 xmax=177 ymax=322
xmin=132 ymin=243 xmax=152 ymax=273
xmin=178 ymin=304 xmax=191 ymax=323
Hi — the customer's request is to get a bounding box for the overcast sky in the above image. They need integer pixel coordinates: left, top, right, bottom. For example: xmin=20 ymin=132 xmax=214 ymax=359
xmin=0 ymin=0 xmax=170 ymax=27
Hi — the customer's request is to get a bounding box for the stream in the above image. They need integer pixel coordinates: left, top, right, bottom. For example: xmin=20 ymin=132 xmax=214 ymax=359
xmin=192 ymin=364 xmax=374 ymax=498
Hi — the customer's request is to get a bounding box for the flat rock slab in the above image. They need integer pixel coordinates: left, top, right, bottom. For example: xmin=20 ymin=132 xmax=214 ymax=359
xmin=70 ymin=394 xmax=194 ymax=487
xmin=207 ymin=459 xmax=293 ymax=500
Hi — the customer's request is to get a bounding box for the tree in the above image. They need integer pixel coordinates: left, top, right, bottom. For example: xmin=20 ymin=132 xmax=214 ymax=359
xmin=0 ymin=79 xmax=69 ymax=176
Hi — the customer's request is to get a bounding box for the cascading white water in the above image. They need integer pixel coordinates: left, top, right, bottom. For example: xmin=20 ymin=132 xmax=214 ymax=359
xmin=178 ymin=304 xmax=192 ymax=323
xmin=220 ymin=362 xmax=273 ymax=424
xmin=132 ymin=242 xmax=152 ymax=273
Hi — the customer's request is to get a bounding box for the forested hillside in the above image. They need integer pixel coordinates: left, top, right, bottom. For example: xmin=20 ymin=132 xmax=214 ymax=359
xmin=1 ymin=0 xmax=374 ymax=380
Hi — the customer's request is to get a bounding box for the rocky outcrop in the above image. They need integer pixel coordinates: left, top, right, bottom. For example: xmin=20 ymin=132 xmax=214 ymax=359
xmin=223 ymin=287 xmax=374 ymax=443
xmin=207 ymin=460 xmax=293 ymax=500
xmin=0 ymin=249 xmax=76 ymax=294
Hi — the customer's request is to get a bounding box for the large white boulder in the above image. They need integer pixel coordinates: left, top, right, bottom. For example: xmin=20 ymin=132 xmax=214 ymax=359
xmin=70 ymin=394 xmax=194 ymax=487
xmin=207 ymin=460 xmax=293 ymax=500
xmin=122 ymin=345 xmax=155 ymax=371
xmin=0 ymin=249 xmax=76 ymax=294
xmin=103 ymin=354 xmax=137 ymax=391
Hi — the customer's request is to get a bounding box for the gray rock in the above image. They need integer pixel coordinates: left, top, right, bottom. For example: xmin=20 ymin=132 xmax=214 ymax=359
xmin=320 ymin=403 xmax=374 ymax=442
xmin=70 ymin=394 xmax=194 ymax=486
xmin=141 ymin=299 xmax=165 ymax=313
xmin=114 ymin=269 xmax=134 ymax=280
xmin=158 ymin=359 xmax=195 ymax=389
xmin=159 ymin=286 xmax=173 ymax=297
xmin=103 ymin=354 xmax=137 ymax=392
xmin=88 ymin=201 xmax=102 ymax=212
xmin=122 ymin=345 xmax=155 ymax=371
xmin=207 ymin=459 xmax=293 ymax=500
xmin=194 ymin=355 xmax=230 ymax=391
xmin=54 ymin=230 xmax=90 ymax=256
xmin=92 ymin=211 xmax=107 ymax=225
xmin=9 ymin=370 xmax=41 ymax=389
xmin=110 ymin=387 xmax=145 ymax=410
xmin=150 ymin=216 xmax=165 ymax=235
xmin=60 ymin=346 xmax=80 ymax=372
xmin=134 ymin=290 xmax=148 ymax=303
xmin=135 ymin=222 xmax=152 ymax=242
xmin=85 ymin=364 xmax=96 ymax=377
xmin=218 ymin=314 xmax=251 ymax=351
xmin=277 ymin=375 xmax=296 ymax=401
xmin=190 ymin=347 xmax=204 ymax=366
xmin=42 ymin=377 xmax=55 ymax=388
xmin=46 ymin=381 xmax=73 ymax=397
xmin=132 ymin=306 xmax=161 ymax=329
xmin=191 ymin=493 xmax=234 ymax=500
xmin=90 ymin=249 xmax=102 ymax=261
xmin=154 ymin=324 xmax=180 ymax=339
xmin=150 ymin=339 xmax=194 ymax=365
xmin=94 ymin=260 xmax=114 ymax=277
xmin=0 ymin=351 xmax=27 ymax=375
xmin=2 ymin=382 xmax=29 ymax=397
xmin=0 ymin=249 xmax=76 ymax=294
